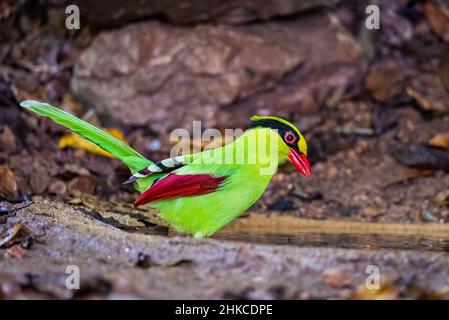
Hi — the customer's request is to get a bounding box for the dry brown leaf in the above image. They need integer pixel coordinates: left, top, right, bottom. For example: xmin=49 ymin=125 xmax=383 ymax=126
xmin=67 ymin=176 xmax=95 ymax=196
xmin=68 ymin=195 xmax=110 ymax=211
xmin=406 ymin=73 xmax=449 ymax=113
xmin=0 ymin=165 xmax=18 ymax=197
xmin=350 ymin=283 xmax=399 ymax=300
xmin=382 ymin=169 xmax=434 ymax=188
xmin=423 ymin=1 xmax=449 ymax=42
xmin=434 ymin=190 xmax=449 ymax=206
xmin=323 ymin=268 xmax=352 ymax=288
xmin=0 ymin=224 xmax=32 ymax=248
xmin=0 ymin=125 xmax=16 ymax=153
xmin=428 ymin=133 xmax=449 ymax=149
xmin=62 ymin=163 xmax=90 ymax=176
xmin=365 ymin=59 xmax=402 ymax=102
xmin=47 ymin=180 xmax=67 ymax=196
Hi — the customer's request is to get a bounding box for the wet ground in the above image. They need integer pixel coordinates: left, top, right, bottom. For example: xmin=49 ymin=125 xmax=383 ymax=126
xmin=216 ymin=214 xmax=449 ymax=252
xmin=2 ymin=198 xmax=449 ymax=299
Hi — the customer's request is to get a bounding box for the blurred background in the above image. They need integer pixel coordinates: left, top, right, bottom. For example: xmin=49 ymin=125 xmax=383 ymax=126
xmin=1 ymin=0 xmax=449 ymax=299
xmin=2 ymin=0 xmax=449 ymax=222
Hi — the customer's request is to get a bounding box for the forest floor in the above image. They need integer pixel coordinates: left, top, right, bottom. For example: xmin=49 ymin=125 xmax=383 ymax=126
xmin=2 ymin=198 xmax=449 ymax=299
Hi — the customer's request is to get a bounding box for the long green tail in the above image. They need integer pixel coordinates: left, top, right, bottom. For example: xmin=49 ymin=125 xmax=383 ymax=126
xmin=20 ymin=100 xmax=153 ymax=191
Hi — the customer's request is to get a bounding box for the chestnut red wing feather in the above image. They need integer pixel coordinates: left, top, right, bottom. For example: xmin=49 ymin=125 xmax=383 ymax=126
xmin=133 ymin=174 xmax=227 ymax=207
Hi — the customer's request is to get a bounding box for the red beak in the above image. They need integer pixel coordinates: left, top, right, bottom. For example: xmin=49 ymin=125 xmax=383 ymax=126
xmin=288 ymin=148 xmax=312 ymax=176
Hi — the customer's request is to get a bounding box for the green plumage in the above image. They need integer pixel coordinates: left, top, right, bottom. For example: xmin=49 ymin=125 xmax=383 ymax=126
xmin=151 ymin=128 xmax=282 ymax=237
xmin=20 ymin=100 xmax=155 ymax=192
xmin=20 ymin=100 xmax=309 ymax=238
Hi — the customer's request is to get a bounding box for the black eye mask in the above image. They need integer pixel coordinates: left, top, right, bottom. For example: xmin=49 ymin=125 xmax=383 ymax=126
xmin=249 ymin=118 xmax=301 ymax=151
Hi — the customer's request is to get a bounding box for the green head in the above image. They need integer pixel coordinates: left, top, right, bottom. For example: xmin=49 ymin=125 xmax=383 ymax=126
xmin=249 ymin=115 xmax=311 ymax=176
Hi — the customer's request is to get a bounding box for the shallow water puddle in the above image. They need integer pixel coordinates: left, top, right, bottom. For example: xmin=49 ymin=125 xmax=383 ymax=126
xmin=215 ymin=232 xmax=449 ymax=252
xmin=76 ymin=197 xmax=449 ymax=252
xmin=214 ymin=214 xmax=449 ymax=252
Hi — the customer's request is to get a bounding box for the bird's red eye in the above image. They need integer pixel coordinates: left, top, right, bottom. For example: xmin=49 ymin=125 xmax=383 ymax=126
xmin=284 ymin=131 xmax=297 ymax=144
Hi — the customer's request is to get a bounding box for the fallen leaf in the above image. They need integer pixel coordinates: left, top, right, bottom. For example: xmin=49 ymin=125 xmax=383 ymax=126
xmin=365 ymin=59 xmax=402 ymax=101
xmin=423 ymin=1 xmax=449 ymax=42
xmin=428 ymin=133 xmax=449 ymax=149
xmin=28 ymin=159 xmax=52 ymax=195
xmin=406 ymin=73 xmax=449 ymax=114
xmin=349 ymin=283 xmax=399 ymax=300
xmin=0 ymin=224 xmax=32 ymax=248
xmin=393 ymin=145 xmax=449 ymax=171
xmin=61 ymin=163 xmax=90 ymax=176
xmin=323 ymin=268 xmax=352 ymax=288
xmin=0 ymin=125 xmax=16 ymax=153
xmin=59 ymin=128 xmax=128 ymax=158
xmin=47 ymin=180 xmax=67 ymax=196
xmin=68 ymin=195 xmax=109 ymax=211
xmin=382 ymin=169 xmax=434 ymax=188
xmin=0 ymin=166 xmax=18 ymax=197
xmin=434 ymin=190 xmax=449 ymax=206
xmin=67 ymin=176 xmax=95 ymax=196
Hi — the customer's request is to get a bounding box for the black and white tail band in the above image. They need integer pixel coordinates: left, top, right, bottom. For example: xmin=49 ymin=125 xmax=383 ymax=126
xmin=122 ymin=156 xmax=186 ymax=184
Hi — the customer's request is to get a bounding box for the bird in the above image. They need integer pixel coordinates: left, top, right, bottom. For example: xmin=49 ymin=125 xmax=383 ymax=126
xmin=20 ymin=100 xmax=311 ymax=238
